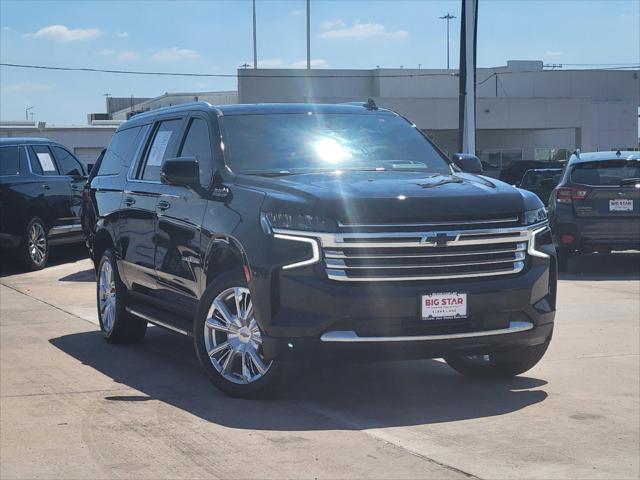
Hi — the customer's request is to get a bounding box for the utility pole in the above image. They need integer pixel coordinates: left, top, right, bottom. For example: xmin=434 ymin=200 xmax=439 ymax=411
xmin=439 ymin=13 xmax=456 ymax=69
xmin=306 ymin=0 xmax=311 ymax=69
xmin=252 ymin=0 xmax=257 ymax=68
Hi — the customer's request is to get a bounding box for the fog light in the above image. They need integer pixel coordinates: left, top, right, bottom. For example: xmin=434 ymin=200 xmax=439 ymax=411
xmin=561 ymin=234 xmax=575 ymax=244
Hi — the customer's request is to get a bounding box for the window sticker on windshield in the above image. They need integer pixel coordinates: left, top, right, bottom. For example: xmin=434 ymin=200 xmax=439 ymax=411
xmin=36 ymin=152 xmax=56 ymax=172
xmin=147 ymin=130 xmax=172 ymax=166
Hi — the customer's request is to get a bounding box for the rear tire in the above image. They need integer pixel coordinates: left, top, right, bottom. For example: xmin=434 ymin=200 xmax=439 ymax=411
xmin=445 ymin=340 xmax=550 ymax=378
xmin=21 ymin=217 xmax=48 ymax=270
xmin=97 ymin=249 xmax=147 ymax=344
xmin=194 ymin=270 xmax=282 ymax=398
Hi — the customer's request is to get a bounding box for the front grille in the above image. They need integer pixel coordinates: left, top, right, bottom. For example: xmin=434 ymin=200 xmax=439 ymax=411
xmin=317 ymin=219 xmax=536 ymax=282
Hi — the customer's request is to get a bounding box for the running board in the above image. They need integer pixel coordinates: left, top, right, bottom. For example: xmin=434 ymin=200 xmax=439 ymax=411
xmin=320 ymin=321 xmax=534 ymax=343
xmin=125 ymin=307 xmax=191 ymax=337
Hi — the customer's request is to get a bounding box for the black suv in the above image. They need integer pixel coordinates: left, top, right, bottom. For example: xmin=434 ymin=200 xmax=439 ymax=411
xmin=549 ymin=150 xmax=640 ymax=270
xmin=0 ymin=138 xmax=86 ymax=269
xmin=87 ymin=102 xmax=556 ymax=396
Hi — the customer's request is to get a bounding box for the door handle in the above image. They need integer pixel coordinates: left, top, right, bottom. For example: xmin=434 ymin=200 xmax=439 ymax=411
xmin=42 ymin=184 xmax=51 ymax=190
xmin=124 ymin=197 xmax=136 ymax=206
xmin=157 ymin=200 xmax=171 ymax=211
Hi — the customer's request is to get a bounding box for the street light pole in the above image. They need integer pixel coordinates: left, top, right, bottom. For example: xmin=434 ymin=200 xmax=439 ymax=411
xmin=306 ymin=0 xmax=311 ymax=69
xmin=252 ymin=0 xmax=257 ymax=69
xmin=439 ymin=13 xmax=456 ymax=69
xmin=25 ymin=105 xmax=33 ymax=121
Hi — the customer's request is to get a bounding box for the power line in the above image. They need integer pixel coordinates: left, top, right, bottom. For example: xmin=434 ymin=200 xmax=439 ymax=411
xmin=0 ymin=62 xmax=637 ymax=80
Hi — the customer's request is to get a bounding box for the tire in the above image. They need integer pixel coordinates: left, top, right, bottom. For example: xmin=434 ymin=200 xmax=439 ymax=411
xmin=97 ymin=249 xmax=147 ymax=344
xmin=444 ymin=340 xmax=550 ymax=378
xmin=194 ymin=270 xmax=282 ymax=398
xmin=22 ymin=217 xmax=49 ymax=270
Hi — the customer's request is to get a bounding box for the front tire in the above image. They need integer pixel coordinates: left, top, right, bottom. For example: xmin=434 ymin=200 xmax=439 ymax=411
xmin=22 ymin=217 xmax=48 ymax=270
xmin=97 ymin=249 xmax=147 ymax=343
xmin=444 ymin=340 xmax=550 ymax=378
xmin=194 ymin=270 xmax=281 ymax=397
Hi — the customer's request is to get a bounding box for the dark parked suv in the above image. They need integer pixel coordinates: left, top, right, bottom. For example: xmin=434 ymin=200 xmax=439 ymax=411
xmin=86 ymin=102 xmax=557 ymax=396
xmin=549 ymin=150 xmax=640 ymax=270
xmin=0 ymin=138 xmax=86 ymax=269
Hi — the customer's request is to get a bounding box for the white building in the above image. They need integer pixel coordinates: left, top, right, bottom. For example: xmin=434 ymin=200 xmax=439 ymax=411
xmin=0 ymin=121 xmax=120 ymax=166
xmin=238 ymin=60 xmax=640 ymax=169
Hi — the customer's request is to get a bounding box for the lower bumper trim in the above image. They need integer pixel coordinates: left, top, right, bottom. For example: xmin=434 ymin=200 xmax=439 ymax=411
xmin=320 ymin=320 xmax=534 ymax=343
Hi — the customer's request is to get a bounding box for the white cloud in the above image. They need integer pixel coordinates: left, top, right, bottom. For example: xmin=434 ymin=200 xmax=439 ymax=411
xmin=320 ymin=19 xmax=346 ymax=30
xmin=29 ymin=24 xmax=102 ymax=42
xmin=99 ymin=48 xmax=114 ymax=56
xmin=291 ymin=59 xmax=329 ymax=68
xmin=290 ymin=9 xmax=304 ymax=16
xmin=1 ymin=26 xmax=11 ymax=32
xmin=259 ymin=58 xmax=285 ymax=68
xmin=151 ymin=47 xmax=199 ymax=61
xmin=545 ymin=50 xmax=563 ymax=57
xmin=320 ymin=21 xmax=408 ymax=39
xmin=115 ymin=31 xmax=129 ymax=38
xmin=4 ymin=82 xmax=53 ymax=93
xmin=118 ymin=51 xmax=137 ymax=61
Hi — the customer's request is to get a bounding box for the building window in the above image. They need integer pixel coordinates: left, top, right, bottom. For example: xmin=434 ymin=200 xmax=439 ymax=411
xmin=535 ymin=148 xmax=570 ymax=162
xmin=477 ymin=149 xmax=523 ymax=170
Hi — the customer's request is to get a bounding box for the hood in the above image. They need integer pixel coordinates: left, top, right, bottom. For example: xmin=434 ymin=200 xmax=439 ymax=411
xmin=236 ymin=171 xmax=529 ymax=224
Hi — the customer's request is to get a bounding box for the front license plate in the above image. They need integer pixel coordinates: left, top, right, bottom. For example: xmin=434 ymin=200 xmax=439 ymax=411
xmin=609 ymin=199 xmax=633 ymax=211
xmin=421 ymin=292 xmax=467 ymax=320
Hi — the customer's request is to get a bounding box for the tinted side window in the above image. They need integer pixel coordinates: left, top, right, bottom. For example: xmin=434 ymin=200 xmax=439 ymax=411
xmin=98 ymin=126 xmax=142 ymax=176
xmin=0 ymin=146 xmax=20 ymax=176
xmin=179 ymin=118 xmax=214 ymax=188
xmin=52 ymin=146 xmax=84 ymax=176
xmin=29 ymin=145 xmax=59 ymax=176
xmin=140 ymin=119 xmax=182 ymax=182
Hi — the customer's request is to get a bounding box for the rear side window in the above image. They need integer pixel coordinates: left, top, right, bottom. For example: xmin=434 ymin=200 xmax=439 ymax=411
xmin=0 ymin=146 xmax=20 ymax=176
xmin=29 ymin=145 xmax=59 ymax=176
xmin=571 ymin=160 xmax=640 ymax=186
xmin=140 ymin=119 xmax=183 ymax=182
xmin=179 ymin=118 xmax=214 ymax=188
xmin=51 ymin=146 xmax=84 ymax=176
xmin=98 ymin=126 xmax=142 ymax=176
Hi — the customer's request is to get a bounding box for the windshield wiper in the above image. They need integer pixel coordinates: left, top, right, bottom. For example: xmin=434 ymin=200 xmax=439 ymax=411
xmin=238 ymin=170 xmax=294 ymax=177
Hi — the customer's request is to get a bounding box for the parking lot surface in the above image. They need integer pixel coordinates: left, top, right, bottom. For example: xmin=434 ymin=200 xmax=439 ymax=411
xmin=1 ymin=247 xmax=639 ymax=479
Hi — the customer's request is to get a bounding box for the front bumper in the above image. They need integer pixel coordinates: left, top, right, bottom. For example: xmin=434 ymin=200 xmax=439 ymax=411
xmin=260 ymin=254 xmax=556 ymax=362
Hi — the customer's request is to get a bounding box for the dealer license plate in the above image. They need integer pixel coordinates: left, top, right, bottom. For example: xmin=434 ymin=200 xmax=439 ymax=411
xmin=609 ymin=199 xmax=633 ymax=212
xmin=421 ymin=292 xmax=467 ymax=320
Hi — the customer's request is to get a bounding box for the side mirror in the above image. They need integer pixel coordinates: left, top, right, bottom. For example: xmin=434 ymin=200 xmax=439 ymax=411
xmin=452 ymin=153 xmax=483 ymax=174
xmin=161 ymin=157 xmax=200 ymax=188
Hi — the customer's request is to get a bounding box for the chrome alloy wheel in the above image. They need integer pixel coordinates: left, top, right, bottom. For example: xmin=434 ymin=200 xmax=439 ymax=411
xmin=28 ymin=222 xmax=47 ymax=265
xmin=98 ymin=261 xmax=117 ymax=333
xmin=204 ymin=287 xmax=272 ymax=385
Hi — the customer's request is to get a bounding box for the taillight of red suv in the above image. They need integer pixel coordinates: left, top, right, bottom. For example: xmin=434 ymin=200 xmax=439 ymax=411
xmin=554 ymin=187 xmax=590 ymax=204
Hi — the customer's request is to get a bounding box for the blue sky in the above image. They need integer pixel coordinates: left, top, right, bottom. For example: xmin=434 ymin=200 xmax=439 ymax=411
xmin=1 ymin=0 xmax=638 ymax=123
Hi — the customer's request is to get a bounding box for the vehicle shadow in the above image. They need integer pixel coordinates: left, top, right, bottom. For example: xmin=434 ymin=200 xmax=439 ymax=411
xmin=560 ymin=252 xmax=640 ymax=281
xmin=0 ymin=244 xmax=89 ymax=277
xmin=59 ymin=268 xmax=96 ymax=282
xmin=50 ymin=328 xmax=548 ymax=431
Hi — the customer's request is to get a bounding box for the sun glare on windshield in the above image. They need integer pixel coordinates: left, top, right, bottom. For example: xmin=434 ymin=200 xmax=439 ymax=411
xmin=314 ymin=137 xmax=353 ymax=164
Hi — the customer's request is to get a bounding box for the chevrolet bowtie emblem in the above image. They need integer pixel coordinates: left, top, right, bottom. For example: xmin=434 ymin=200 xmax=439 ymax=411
xmin=421 ymin=232 xmax=458 ymax=246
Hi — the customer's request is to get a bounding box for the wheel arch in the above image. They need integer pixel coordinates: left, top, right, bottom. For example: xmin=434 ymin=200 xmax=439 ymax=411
xmin=204 ymin=235 xmax=251 ymax=288
xmin=92 ymin=228 xmax=115 ymax=270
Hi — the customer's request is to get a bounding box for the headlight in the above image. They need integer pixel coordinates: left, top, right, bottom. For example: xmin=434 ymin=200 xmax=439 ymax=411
xmin=521 ymin=207 xmax=547 ymax=226
xmin=262 ymin=212 xmax=337 ymax=232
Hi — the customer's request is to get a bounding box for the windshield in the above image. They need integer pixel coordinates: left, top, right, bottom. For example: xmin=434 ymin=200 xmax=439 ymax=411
xmin=219 ymin=112 xmax=451 ymax=175
xmin=571 ymin=160 xmax=640 ymax=186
